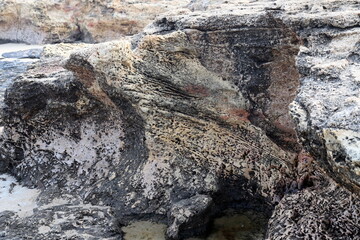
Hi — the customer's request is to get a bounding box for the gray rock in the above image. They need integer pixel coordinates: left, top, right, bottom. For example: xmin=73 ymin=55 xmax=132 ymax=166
xmin=167 ymin=195 xmax=213 ymax=239
xmin=267 ymin=179 xmax=360 ymax=239
xmin=2 ymin=205 xmax=121 ymax=239
xmin=1 ymin=48 xmax=43 ymax=59
xmin=0 ymin=32 xmax=296 ymax=238
xmin=0 ymin=60 xmax=35 ymax=111
xmin=287 ymin=3 xmax=360 ymax=193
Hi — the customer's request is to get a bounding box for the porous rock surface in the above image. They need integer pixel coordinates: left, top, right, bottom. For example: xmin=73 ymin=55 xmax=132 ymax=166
xmin=0 ymin=0 xmax=359 ymax=239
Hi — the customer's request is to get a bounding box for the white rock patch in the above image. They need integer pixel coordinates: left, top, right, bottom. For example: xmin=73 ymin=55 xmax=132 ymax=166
xmin=323 ymin=129 xmax=360 ymax=165
xmin=0 ymin=174 xmax=40 ymax=218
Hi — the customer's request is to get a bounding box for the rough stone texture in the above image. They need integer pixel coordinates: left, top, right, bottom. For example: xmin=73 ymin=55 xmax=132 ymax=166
xmin=0 ymin=56 xmax=125 ymax=239
xmin=286 ymin=1 xmax=360 ymax=193
xmin=42 ymin=43 xmax=90 ymax=58
xmin=167 ymin=194 xmax=213 ymax=239
xmin=0 ymin=0 xmax=191 ymax=44
xmin=145 ymin=5 xmax=302 ymax=153
xmin=267 ymin=177 xmax=360 ymax=240
xmin=0 ymin=0 xmax=360 ymax=239
xmin=0 ymin=33 xmax=297 ymax=238
xmin=0 ymin=204 xmax=121 ymax=240
xmin=0 ymin=60 xmax=32 ymax=107
xmin=178 ymin=0 xmax=360 ymax=195
xmin=0 ymin=45 xmax=41 ymax=110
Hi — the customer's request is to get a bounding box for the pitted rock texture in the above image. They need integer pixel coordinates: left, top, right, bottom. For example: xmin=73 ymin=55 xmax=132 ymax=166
xmin=0 ymin=204 xmax=120 ymax=240
xmin=0 ymin=0 xmax=360 ymax=239
xmin=284 ymin=0 xmax=360 ymax=193
xmin=267 ymin=178 xmax=360 ymax=240
xmin=0 ymin=28 xmax=298 ymax=239
xmin=0 ymin=60 xmax=32 ymax=108
xmin=145 ymin=9 xmax=302 ymax=152
xmin=167 ymin=194 xmax=213 ymax=239
xmin=65 ymin=32 xmax=299 ymax=215
xmin=0 ymin=44 xmax=42 ymax=112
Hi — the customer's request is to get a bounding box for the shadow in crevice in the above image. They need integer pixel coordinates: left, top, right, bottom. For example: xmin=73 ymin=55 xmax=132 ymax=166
xmin=213 ymin=175 xmax=274 ymax=214
xmin=176 ymin=175 xmax=274 ymax=240
xmin=205 ymin=209 xmax=270 ymax=240
xmin=206 ymin=176 xmax=273 ymax=240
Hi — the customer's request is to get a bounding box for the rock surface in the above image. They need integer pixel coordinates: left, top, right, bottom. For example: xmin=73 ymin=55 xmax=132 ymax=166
xmin=288 ymin=3 xmax=360 ymax=193
xmin=1 ymin=48 xmax=42 ymax=59
xmin=0 ymin=44 xmax=42 ymax=110
xmin=0 ymin=32 xmax=297 ymax=239
xmin=0 ymin=0 xmax=359 ymax=239
xmin=0 ymin=0 xmax=191 ymax=44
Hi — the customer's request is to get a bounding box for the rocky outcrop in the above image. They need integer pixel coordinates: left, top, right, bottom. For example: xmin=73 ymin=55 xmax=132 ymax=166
xmin=0 ymin=0 xmax=359 ymax=239
xmin=0 ymin=0 xmax=190 ymax=44
xmin=287 ymin=3 xmax=360 ymax=194
xmin=0 ymin=31 xmax=298 ymax=238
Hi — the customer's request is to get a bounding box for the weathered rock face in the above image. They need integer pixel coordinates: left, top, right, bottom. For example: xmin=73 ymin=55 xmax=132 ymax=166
xmin=0 ymin=0 xmax=359 ymax=239
xmin=0 ymin=60 xmax=32 ymax=107
xmin=0 ymin=0 xmax=190 ymax=44
xmin=0 ymin=55 xmax=125 ymax=239
xmin=146 ymin=0 xmax=360 ymax=195
xmin=0 ymin=30 xmax=298 ymax=238
xmin=267 ymin=177 xmax=360 ymax=240
xmin=287 ymin=4 xmax=360 ymax=193
xmin=146 ymin=9 xmax=302 ymax=153
xmin=0 ymin=202 xmax=121 ymax=240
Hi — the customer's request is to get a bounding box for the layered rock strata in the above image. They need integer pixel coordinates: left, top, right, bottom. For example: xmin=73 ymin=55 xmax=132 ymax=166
xmin=0 ymin=0 xmax=190 ymax=44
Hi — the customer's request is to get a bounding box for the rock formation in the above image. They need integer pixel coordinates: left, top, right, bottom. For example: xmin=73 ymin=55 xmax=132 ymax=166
xmin=0 ymin=44 xmax=42 ymax=111
xmin=0 ymin=0 xmax=359 ymax=239
xmin=0 ymin=0 xmax=190 ymax=44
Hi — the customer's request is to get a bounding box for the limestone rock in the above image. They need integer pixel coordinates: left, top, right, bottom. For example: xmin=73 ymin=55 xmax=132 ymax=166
xmin=0 ymin=60 xmax=32 ymax=107
xmin=286 ymin=0 xmax=360 ymax=193
xmin=42 ymin=43 xmax=90 ymax=58
xmin=0 ymin=44 xmax=42 ymax=110
xmin=267 ymin=178 xmax=360 ymax=239
xmin=167 ymin=195 xmax=213 ymax=239
xmin=0 ymin=0 xmax=191 ymax=44
xmin=0 ymin=28 xmax=297 ymax=239
xmin=146 ymin=6 xmax=302 ymax=152
xmin=0 ymin=0 xmax=360 ymax=239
